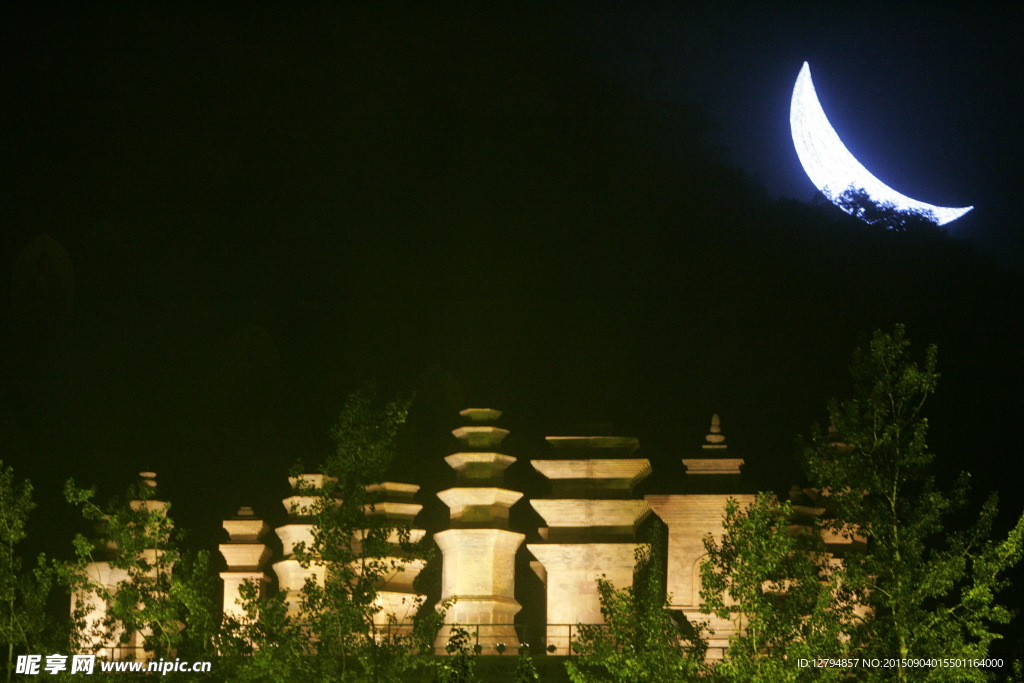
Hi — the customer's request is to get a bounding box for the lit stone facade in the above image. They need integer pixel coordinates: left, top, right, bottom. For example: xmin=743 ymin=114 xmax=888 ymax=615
xmin=527 ymin=543 xmax=642 ymax=654
xmin=219 ymin=506 xmax=272 ymax=622
xmin=646 ymin=414 xmax=757 ymax=658
xmin=271 ymin=474 xmax=332 ymax=617
xmin=79 ymin=410 xmax=855 ymax=661
xmin=362 ymin=482 xmax=428 ymax=635
xmin=645 ymin=494 xmax=756 ymax=656
xmin=71 ymin=472 xmax=171 ymax=661
xmin=527 ymin=436 xmax=653 ymax=654
xmin=263 ymin=474 xmax=427 ymax=630
xmin=434 ymin=408 xmax=525 ymax=653
xmin=205 ymin=409 xmax=831 ymax=658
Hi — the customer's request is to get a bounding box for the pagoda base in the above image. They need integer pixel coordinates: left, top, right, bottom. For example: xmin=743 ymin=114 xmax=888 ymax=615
xmin=370 ymin=590 xmax=425 ymax=640
xmin=434 ymin=597 xmax=522 ymax=654
xmin=527 ymin=543 xmax=644 ymax=655
xmin=219 ymin=571 xmax=269 ymax=622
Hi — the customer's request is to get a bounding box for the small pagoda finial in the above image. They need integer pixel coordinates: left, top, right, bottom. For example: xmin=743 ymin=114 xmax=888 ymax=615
xmin=704 ymin=414 xmax=726 ymax=446
xmin=139 ymin=471 xmax=158 ymax=489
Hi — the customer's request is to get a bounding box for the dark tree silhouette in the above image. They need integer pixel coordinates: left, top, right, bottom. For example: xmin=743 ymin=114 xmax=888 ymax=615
xmin=832 ymin=187 xmax=940 ymax=232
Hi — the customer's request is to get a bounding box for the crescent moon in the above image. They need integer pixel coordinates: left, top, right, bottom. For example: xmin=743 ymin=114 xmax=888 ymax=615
xmin=790 ymin=62 xmax=972 ymax=226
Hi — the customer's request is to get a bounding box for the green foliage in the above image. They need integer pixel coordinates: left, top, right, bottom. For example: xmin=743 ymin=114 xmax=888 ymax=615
xmin=167 ymin=550 xmax=220 ymax=661
xmin=514 ymin=643 xmax=540 ymax=682
xmin=296 ymin=385 xmax=435 ymax=680
xmin=436 ymin=625 xmax=478 ymax=683
xmin=565 ymin=521 xmax=705 ymax=682
xmin=327 ymin=384 xmax=412 ymax=494
xmin=802 ymin=325 xmax=1024 ymax=681
xmin=216 ymin=582 xmax=312 ymax=682
xmin=221 ymin=383 xmax=442 ymax=681
xmin=0 ymin=462 xmax=53 ymax=683
xmin=700 ymin=494 xmax=855 ymax=682
xmin=63 ymin=476 xmax=219 ymax=665
xmin=698 ymin=326 xmax=1023 ymax=682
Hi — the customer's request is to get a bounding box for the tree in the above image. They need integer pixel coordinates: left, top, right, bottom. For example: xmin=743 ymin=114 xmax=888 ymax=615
xmin=514 ymin=643 xmax=540 ymax=682
xmin=63 ymin=474 xmax=219 ymax=666
xmin=216 ymin=582 xmax=312 ymax=682
xmin=0 ymin=462 xmax=52 ymax=683
xmin=832 ymin=187 xmax=939 ymax=232
xmin=297 ymin=385 xmax=441 ymax=680
xmin=435 ymin=625 xmax=478 ymax=683
xmin=700 ymin=493 xmax=856 ymax=682
xmin=221 ymin=384 xmax=443 ymax=681
xmin=565 ymin=520 xmax=706 ymax=682
xmin=803 ymin=325 xmax=1024 ymax=681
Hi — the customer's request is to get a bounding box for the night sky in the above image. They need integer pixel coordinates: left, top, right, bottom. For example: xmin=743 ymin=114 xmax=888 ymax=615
xmin=1 ymin=0 xmax=1022 ymax=642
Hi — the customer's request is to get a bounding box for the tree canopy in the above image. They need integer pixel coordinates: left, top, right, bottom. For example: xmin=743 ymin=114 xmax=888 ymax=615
xmin=832 ymin=187 xmax=940 ymax=232
xmin=218 ymin=384 xmax=445 ymax=681
xmin=701 ymin=494 xmax=856 ymax=682
xmin=566 ymin=520 xmax=706 ymax=683
xmin=802 ymin=325 xmax=1024 ymax=681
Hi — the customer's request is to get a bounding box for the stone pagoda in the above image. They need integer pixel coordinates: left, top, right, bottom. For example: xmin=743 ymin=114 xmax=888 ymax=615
xmin=361 ymin=482 xmax=428 ymax=635
xmin=71 ymin=472 xmax=172 ymax=661
xmin=270 ymin=473 xmax=427 ymax=630
xmin=645 ymin=414 xmax=757 ymax=658
xmin=434 ymin=408 xmax=524 ymax=653
xmin=272 ymin=473 xmax=334 ymax=617
xmin=218 ymin=506 xmax=272 ymax=622
xmin=527 ymin=434 xmax=652 ymax=655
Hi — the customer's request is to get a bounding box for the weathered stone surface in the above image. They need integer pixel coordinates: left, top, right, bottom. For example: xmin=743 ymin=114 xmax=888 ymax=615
xmin=681 ymin=457 xmax=745 ymax=475
xmin=222 ymin=517 xmax=269 ymax=542
xmin=530 ymin=498 xmax=651 ymax=529
xmin=218 ymin=543 xmax=271 ymax=571
xmin=287 ymin=474 xmax=336 ymax=490
xmin=364 ymin=500 xmax=422 ymax=520
xmin=437 ymin=487 xmax=522 ymax=527
xmin=452 ymin=425 xmax=510 ymax=448
xmin=645 ymin=494 xmax=758 ymax=608
xmin=275 ymin=523 xmax=315 ymax=557
xmin=365 ymin=481 xmax=420 ymax=499
xmin=531 ymin=458 xmax=651 ymax=487
xmin=435 ymin=528 xmax=524 ymax=598
xmin=459 ymin=408 xmax=503 ymax=423
xmin=527 ymin=543 xmax=645 ymax=655
xmin=219 ymin=571 xmax=270 ymax=622
xmin=434 ymin=528 xmax=525 ymax=653
xmin=281 ymin=494 xmax=327 ymax=517
xmin=544 ymin=435 xmax=640 ymax=458
xmin=445 ymin=452 xmax=516 ymax=476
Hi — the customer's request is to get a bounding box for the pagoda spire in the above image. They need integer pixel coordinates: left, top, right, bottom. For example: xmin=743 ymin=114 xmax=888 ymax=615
xmin=704 ymin=413 xmax=726 ymax=448
xmin=681 ymin=413 xmax=744 ymax=475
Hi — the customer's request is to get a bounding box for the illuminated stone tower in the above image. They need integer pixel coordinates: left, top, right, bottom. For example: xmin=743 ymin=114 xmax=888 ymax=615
xmin=362 ymin=482 xmax=427 ymax=635
xmin=273 ymin=473 xmax=333 ymax=617
xmin=527 ymin=434 xmax=652 ymax=655
xmin=645 ymin=414 xmax=756 ymax=658
xmin=434 ymin=408 xmax=524 ymax=653
xmin=271 ymin=474 xmax=426 ymax=630
xmin=219 ymin=507 xmax=272 ymax=622
xmin=71 ymin=472 xmax=172 ymax=661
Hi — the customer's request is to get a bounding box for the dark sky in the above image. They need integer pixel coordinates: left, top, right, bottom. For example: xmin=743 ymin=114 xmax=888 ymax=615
xmin=1 ymin=2 xmax=1022 ymax=628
